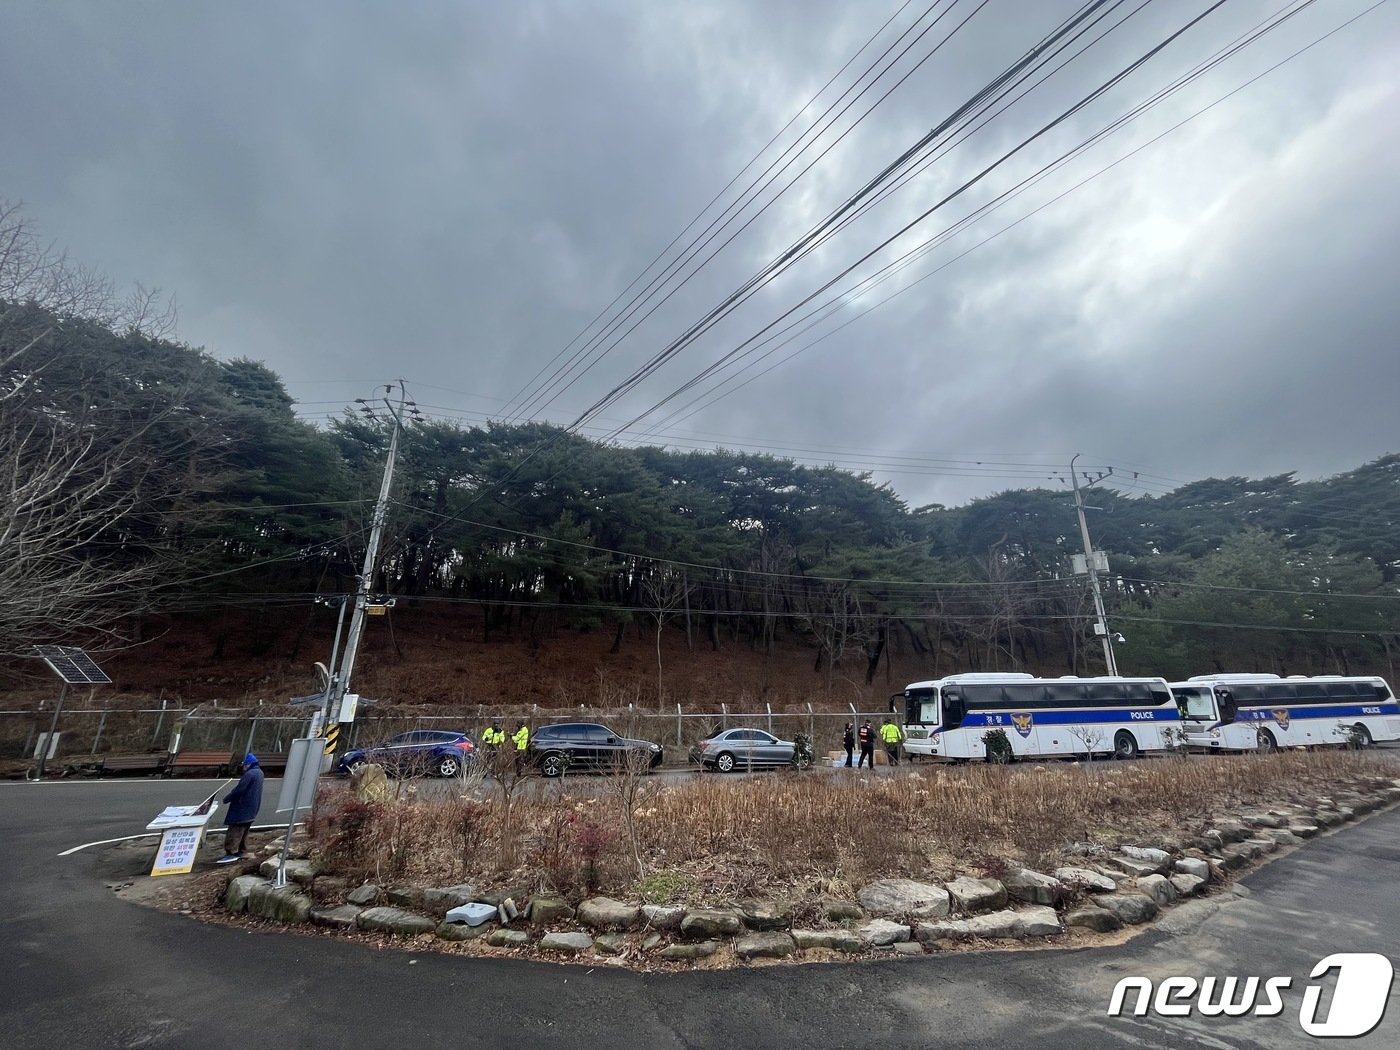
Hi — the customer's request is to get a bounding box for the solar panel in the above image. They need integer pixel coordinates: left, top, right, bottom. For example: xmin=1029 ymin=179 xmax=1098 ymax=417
xmin=32 ymin=645 xmax=112 ymax=685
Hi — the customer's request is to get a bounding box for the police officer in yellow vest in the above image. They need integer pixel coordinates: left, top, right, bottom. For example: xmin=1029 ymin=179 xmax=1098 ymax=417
xmin=880 ymin=717 xmax=903 ymax=767
xmin=512 ymin=721 xmax=529 ymax=773
xmin=483 ymin=721 xmax=506 ymax=753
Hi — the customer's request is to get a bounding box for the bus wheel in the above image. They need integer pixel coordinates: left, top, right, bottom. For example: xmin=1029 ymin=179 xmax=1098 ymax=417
xmin=1256 ymin=729 xmax=1278 ymax=753
xmin=1350 ymin=724 xmax=1373 ymax=750
xmin=1112 ymin=731 xmax=1139 ymax=760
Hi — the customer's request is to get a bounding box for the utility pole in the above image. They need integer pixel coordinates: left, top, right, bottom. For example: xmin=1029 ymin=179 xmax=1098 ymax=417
xmin=1070 ymin=454 xmax=1119 ymax=677
xmin=325 ymin=382 xmax=416 ymax=757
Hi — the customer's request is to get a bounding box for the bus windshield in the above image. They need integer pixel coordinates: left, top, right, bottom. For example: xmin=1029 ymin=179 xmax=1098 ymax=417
xmin=1175 ymin=686 xmax=1217 ymax=722
xmin=904 ymin=688 xmax=939 ymax=725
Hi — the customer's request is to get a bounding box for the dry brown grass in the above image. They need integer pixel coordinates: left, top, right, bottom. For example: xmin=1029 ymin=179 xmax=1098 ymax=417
xmin=307 ymin=750 xmax=1395 ymax=906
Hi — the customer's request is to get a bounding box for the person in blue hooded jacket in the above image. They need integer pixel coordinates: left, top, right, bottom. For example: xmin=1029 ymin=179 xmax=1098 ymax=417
xmin=217 ymin=754 xmax=264 ymax=864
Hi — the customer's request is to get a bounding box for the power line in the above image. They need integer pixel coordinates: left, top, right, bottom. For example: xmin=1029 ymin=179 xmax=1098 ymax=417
xmin=501 ymin=0 xmax=964 ymax=423
xmin=638 ymin=0 xmax=1372 ymax=439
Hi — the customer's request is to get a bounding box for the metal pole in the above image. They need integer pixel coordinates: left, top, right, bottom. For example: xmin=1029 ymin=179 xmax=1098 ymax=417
xmin=327 ymin=385 xmax=407 ymax=754
xmin=152 ymin=698 xmax=167 ymax=748
xmin=35 ymin=683 xmax=69 ymax=779
xmin=92 ymin=703 xmax=109 ymax=756
xmin=319 ymin=595 xmax=350 ymax=724
xmin=676 ymin=703 xmax=683 ymax=748
xmin=1070 ymin=454 xmax=1118 ymax=676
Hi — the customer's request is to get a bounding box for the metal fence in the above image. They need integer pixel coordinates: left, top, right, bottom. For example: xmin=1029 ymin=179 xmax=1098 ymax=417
xmin=0 ymin=699 xmax=897 ymax=768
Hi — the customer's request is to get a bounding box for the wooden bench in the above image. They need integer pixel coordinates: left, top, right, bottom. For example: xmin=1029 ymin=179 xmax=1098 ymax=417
xmin=163 ymin=751 xmax=235 ymax=777
xmin=255 ymin=752 xmax=289 ymax=775
xmin=95 ymin=753 xmax=169 ymax=777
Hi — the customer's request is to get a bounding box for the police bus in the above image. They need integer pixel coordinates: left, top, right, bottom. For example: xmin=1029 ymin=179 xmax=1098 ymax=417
xmin=1185 ymin=674 xmax=1400 ymax=751
xmin=895 ymin=672 xmax=1181 ymax=762
xmin=1169 ymin=681 xmax=1259 ymax=752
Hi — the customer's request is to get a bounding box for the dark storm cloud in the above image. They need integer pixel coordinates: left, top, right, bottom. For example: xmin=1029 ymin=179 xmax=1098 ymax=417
xmin=1 ymin=0 xmax=1396 ymax=508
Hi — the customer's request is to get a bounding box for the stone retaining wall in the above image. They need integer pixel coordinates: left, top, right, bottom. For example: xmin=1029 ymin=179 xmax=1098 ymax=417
xmin=221 ymin=784 xmax=1400 ymax=966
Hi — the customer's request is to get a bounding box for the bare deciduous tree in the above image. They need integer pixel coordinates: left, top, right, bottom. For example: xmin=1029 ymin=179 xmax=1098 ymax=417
xmin=1 ymin=201 xmax=186 ymax=660
xmin=639 ymin=560 xmax=694 ymax=710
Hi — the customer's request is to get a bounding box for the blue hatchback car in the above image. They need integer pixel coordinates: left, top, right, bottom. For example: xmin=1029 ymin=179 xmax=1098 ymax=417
xmin=338 ymin=730 xmax=476 ymax=778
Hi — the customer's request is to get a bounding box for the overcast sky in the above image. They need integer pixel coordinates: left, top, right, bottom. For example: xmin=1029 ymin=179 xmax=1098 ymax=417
xmin=2 ymin=0 xmax=1396 ymax=509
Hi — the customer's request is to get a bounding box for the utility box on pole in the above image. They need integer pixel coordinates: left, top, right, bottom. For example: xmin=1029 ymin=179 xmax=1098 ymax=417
xmin=1071 ymin=551 xmax=1109 ymax=575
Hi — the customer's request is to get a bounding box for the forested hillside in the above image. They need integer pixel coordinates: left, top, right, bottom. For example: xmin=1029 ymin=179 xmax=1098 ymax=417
xmin=4 ymin=206 xmax=1398 ymax=701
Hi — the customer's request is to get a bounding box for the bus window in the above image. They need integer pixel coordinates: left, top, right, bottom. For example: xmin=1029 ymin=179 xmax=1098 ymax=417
xmin=943 ymin=689 xmax=965 ymax=729
xmin=1324 ymin=683 xmax=1360 ymax=701
xmin=1087 ymin=683 xmax=1126 ymax=707
xmin=1233 ymin=685 xmax=1265 ymax=705
xmin=1045 ymin=682 xmax=1088 ymax=705
xmin=960 ymin=684 xmax=1004 ymax=710
xmin=1147 ymin=682 xmax=1173 ymax=707
xmin=1215 ymin=687 xmax=1237 ymax=723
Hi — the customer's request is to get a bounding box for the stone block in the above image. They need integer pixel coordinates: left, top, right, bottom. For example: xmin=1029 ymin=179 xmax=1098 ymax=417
xmin=576 ymin=896 xmax=640 ymax=931
xmin=225 ymin=875 xmax=267 ymax=914
xmin=1094 ymin=893 xmax=1159 ymax=925
xmin=528 ymin=894 xmax=576 ymax=924
xmin=680 ymin=909 xmax=742 ymax=938
xmin=737 ymin=898 xmax=791 ymax=931
xmin=309 ymin=904 xmax=361 ymax=929
xmin=858 ymin=879 xmax=949 ymax=919
xmin=1003 ymin=868 xmax=1065 ymax=905
xmin=858 ymin=919 xmax=910 ymax=946
xmin=1064 ymin=905 xmax=1121 ymax=933
xmin=538 ymin=931 xmax=593 ymax=954
xmin=355 ymin=906 xmax=436 ymax=935
xmin=1052 ymin=867 xmax=1116 ymax=893
xmin=946 ymin=876 xmax=1008 ymax=913
xmin=735 ymin=932 xmax=796 ymax=960
xmin=1136 ymin=874 xmax=1177 ymax=907
xmin=640 ymin=904 xmax=683 ymax=930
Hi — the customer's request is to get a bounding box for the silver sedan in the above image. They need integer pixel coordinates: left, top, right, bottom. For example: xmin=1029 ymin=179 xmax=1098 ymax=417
xmin=689 ymin=728 xmax=798 ymax=772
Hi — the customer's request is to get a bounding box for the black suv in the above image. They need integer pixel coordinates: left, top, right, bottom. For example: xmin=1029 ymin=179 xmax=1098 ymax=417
xmin=528 ymin=722 xmax=664 ymax=778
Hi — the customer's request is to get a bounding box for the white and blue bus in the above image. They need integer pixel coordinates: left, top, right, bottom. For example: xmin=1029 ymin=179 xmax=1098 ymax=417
xmin=896 ymin=673 xmax=1181 ymax=762
xmin=1186 ymin=674 xmax=1400 ymax=750
xmin=1169 ymin=681 xmax=1259 ymax=752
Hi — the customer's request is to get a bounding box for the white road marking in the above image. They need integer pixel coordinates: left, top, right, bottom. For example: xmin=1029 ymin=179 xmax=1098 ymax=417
xmin=58 ymin=823 xmax=295 ymax=856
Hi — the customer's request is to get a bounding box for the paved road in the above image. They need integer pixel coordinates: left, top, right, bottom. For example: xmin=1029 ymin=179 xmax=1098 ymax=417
xmin=2 ymin=777 xmax=1397 ymax=1050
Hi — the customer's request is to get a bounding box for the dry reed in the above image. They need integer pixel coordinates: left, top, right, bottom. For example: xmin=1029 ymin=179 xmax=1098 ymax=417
xmin=307 ymin=750 xmax=1394 ymax=904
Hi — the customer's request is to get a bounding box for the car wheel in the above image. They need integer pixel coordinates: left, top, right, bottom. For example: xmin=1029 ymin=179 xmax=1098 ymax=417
xmin=540 ymin=752 xmax=567 ymax=778
xmin=1257 ymin=728 xmax=1278 ymax=753
xmin=347 ymin=758 xmax=368 ymax=776
xmin=436 ymin=755 xmax=461 ymax=778
xmin=1113 ymin=731 xmax=1139 ymax=760
xmin=715 ymin=752 xmax=736 ymax=773
xmin=1350 ymin=724 xmax=1373 ymax=750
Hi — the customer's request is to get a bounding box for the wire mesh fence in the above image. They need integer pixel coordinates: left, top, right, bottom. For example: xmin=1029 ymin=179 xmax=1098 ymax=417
xmin=0 ymin=699 xmax=900 ymax=770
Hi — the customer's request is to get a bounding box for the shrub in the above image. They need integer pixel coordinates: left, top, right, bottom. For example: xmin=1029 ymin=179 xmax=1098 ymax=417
xmin=981 ymin=728 xmax=1014 ymax=763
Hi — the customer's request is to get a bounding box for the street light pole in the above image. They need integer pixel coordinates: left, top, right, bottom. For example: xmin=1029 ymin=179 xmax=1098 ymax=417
xmin=1070 ymin=454 xmax=1119 ymax=677
xmin=326 ymin=383 xmax=411 ymax=754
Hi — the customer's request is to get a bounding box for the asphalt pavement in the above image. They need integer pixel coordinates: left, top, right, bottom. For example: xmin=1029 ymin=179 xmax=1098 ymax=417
xmin=2 ymin=775 xmax=1397 ymax=1049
